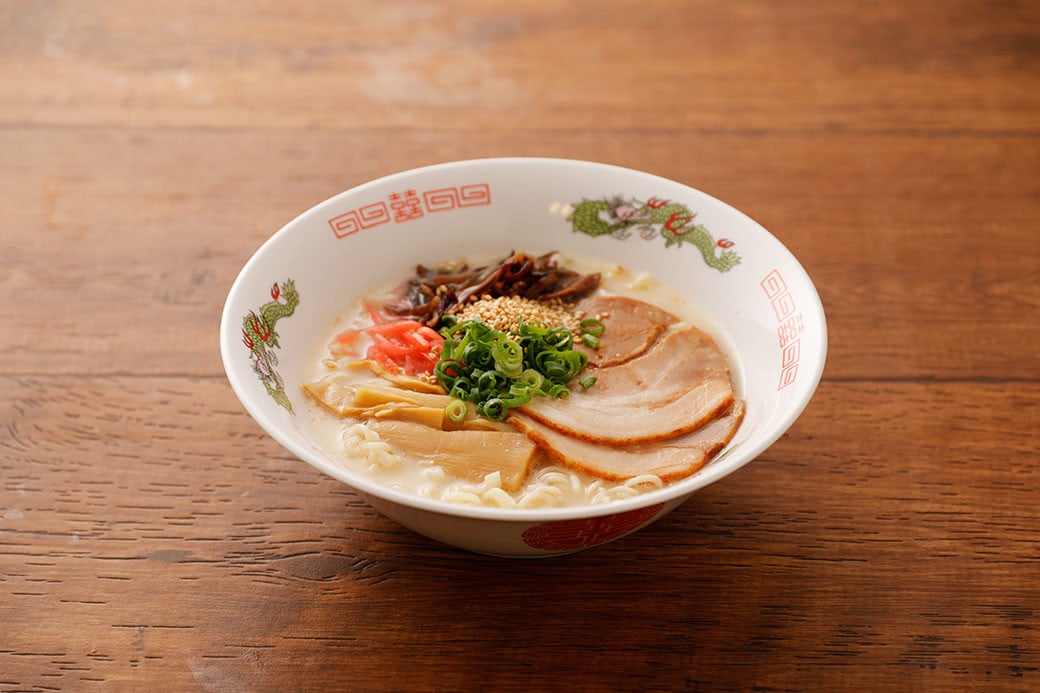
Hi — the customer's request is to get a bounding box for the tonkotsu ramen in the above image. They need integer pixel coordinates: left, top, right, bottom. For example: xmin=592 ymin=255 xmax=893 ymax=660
xmin=302 ymin=251 xmax=745 ymax=510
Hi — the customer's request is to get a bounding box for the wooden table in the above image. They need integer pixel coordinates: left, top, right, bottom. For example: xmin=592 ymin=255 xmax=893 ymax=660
xmin=3 ymin=1 xmax=1038 ymax=690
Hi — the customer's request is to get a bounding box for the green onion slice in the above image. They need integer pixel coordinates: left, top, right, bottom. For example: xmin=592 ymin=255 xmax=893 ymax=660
xmin=581 ymin=333 xmax=600 ymax=349
xmin=480 ymin=397 xmax=507 ymax=421
xmin=445 ymin=399 xmax=468 ymax=422
xmin=580 ymin=317 xmax=605 ymax=336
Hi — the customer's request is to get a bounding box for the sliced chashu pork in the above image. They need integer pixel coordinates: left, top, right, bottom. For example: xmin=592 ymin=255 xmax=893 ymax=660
xmin=520 ymin=324 xmax=734 ymax=444
xmin=573 ymin=295 xmax=679 ymax=367
xmin=510 ymin=400 xmax=745 ymax=482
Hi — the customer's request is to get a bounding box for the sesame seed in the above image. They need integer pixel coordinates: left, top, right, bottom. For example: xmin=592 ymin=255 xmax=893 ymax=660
xmin=450 ymin=295 xmax=580 ymax=335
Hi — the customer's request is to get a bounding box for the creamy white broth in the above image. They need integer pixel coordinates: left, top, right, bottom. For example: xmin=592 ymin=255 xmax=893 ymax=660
xmin=302 ymin=253 xmax=740 ymax=510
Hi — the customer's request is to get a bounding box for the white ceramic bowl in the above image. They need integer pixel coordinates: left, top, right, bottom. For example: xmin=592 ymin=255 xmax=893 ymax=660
xmin=220 ymin=158 xmax=827 ymax=557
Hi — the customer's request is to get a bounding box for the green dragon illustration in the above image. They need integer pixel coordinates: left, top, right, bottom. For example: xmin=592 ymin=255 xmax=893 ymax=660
xmin=241 ymin=279 xmax=299 ymax=413
xmin=568 ymin=196 xmax=740 ymax=272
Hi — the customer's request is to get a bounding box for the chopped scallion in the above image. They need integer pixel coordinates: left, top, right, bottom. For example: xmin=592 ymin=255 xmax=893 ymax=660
xmin=434 ymin=318 xmax=594 ymax=420
xmin=445 ymin=399 xmax=468 ymax=422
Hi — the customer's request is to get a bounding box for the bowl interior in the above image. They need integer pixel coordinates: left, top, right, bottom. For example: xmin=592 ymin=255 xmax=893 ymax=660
xmin=221 ymin=158 xmax=827 ymax=521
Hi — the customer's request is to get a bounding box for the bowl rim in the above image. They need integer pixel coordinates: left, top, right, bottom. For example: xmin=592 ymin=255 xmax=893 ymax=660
xmin=220 ymin=156 xmax=828 ymax=523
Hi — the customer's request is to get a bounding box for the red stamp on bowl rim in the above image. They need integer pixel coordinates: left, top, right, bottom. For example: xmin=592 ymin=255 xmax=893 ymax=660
xmin=522 ymin=503 xmax=665 ymax=551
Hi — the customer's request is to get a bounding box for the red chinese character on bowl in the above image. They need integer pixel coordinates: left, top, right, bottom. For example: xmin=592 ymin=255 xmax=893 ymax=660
xmin=389 ymin=189 xmax=423 ymax=222
xmin=522 ymin=504 xmax=664 ymax=551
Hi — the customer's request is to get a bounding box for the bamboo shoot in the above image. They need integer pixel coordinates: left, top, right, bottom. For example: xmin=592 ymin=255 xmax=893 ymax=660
xmin=366 ymin=420 xmax=538 ymax=491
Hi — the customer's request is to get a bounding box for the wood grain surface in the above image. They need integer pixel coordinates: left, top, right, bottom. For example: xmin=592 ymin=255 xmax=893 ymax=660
xmin=2 ymin=0 xmax=1038 ymax=691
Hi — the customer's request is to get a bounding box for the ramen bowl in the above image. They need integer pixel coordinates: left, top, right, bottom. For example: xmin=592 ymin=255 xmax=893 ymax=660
xmin=220 ymin=158 xmax=827 ymax=557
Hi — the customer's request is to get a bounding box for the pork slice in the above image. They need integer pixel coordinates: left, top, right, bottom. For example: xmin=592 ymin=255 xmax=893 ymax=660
xmin=519 ymin=325 xmax=734 ymax=444
xmin=510 ymin=400 xmax=745 ymax=482
xmin=573 ymin=295 xmax=679 ymax=367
